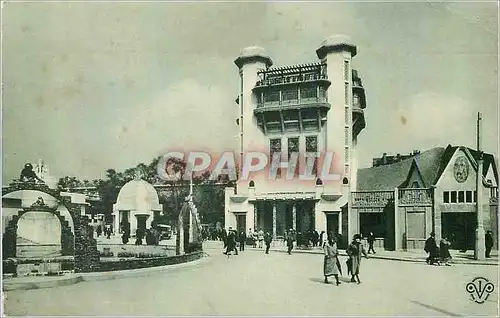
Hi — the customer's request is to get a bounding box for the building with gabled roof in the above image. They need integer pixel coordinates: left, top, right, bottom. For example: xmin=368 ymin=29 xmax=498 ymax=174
xmin=352 ymin=144 xmax=498 ymax=251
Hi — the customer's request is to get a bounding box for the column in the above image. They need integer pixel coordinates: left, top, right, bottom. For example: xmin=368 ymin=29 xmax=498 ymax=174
xmin=394 ymin=187 xmax=401 ymax=251
xmin=253 ymin=203 xmax=257 ymax=232
xmin=272 ymin=202 xmax=277 ymax=239
xmin=292 ymin=203 xmax=297 ymax=231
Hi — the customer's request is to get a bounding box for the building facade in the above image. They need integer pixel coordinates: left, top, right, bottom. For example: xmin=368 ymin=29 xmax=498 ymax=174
xmin=353 ymin=145 xmax=498 ymax=251
xmin=225 ymin=35 xmax=367 ymax=240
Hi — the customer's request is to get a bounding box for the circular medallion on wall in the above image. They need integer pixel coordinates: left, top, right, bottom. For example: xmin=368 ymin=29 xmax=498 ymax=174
xmin=453 ymin=156 xmax=470 ymax=183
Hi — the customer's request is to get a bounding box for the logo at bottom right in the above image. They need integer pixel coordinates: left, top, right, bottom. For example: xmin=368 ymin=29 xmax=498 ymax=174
xmin=466 ymin=277 xmax=495 ymax=304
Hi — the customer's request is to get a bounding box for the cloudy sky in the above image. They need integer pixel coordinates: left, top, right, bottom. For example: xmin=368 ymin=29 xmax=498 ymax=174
xmin=2 ymin=1 xmax=498 ymax=183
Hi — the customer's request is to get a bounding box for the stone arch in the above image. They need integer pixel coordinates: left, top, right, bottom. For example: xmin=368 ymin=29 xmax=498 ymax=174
xmin=9 ymin=204 xmax=75 ymax=256
xmin=2 ymin=183 xmax=100 ymax=273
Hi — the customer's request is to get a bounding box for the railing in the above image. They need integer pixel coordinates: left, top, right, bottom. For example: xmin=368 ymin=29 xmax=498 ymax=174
xmin=352 ymin=191 xmax=394 ymax=207
xmin=257 ymin=96 xmax=329 ymax=109
xmin=255 ymin=74 xmax=328 ymax=87
xmin=398 ymin=188 xmax=433 ymax=206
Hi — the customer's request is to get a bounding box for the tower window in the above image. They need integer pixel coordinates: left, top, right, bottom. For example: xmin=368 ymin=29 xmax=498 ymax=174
xmin=282 ymin=88 xmax=298 ymax=101
xmin=344 ymin=83 xmax=349 ymax=105
xmin=466 ymin=191 xmax=472 ymax=203
xmin=264 ymin=91 xmax=280 ymax=103
xmin=344 ymin=61 xmax=350 ymax=81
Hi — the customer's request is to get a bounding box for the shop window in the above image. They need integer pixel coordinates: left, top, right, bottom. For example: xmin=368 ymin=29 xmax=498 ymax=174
xmin=466 ymin=191 xmax=472 ymax=203
xmin=444 ymin=191 xmax=450 ymax=203
xmin=458 ymin=191 xmax=465 ymax=203
xmin=451 ymin=191 xmax=457 ymax=203
xmin=270 ymin=139 xmax=282 ymax=178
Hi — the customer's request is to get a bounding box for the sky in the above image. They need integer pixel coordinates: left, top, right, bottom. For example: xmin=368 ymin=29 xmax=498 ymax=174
xmin=2 ymin=1 xmax=499 ymax=183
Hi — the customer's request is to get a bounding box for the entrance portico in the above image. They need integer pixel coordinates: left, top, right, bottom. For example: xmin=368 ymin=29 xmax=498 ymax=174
xmin=251 ymin=199 xmax=317 ymax=239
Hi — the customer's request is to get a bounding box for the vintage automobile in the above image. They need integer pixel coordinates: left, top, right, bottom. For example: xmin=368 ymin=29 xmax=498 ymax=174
xmin=157 ymin=224 xmax=172 ymax=240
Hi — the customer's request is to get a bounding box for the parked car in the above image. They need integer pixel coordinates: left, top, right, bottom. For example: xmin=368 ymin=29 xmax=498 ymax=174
xmin=157 ymin=224 xmax=172 ymax=240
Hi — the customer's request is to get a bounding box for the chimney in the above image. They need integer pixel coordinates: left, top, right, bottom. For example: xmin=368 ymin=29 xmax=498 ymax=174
xmin=382 ymin=153 xmax=387 ymax=165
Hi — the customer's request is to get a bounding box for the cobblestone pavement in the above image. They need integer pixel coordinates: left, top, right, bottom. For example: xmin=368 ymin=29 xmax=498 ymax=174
xmin=4 ymin=245 xmax=498 ymax=316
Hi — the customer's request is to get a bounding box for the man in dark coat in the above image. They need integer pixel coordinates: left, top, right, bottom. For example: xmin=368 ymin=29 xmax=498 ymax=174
xmin=221 ymin=228 xmax=228 ymax=248
xmin=264 ymin=231 xmax=272 ymax=254
xmin=485 ymin=230 xmax=494 ymax=258
xmin=287 ymin=229 xmax=296 ymax=255
xmin=424 ymin=232 xmax=439 ymax=265
xmin=367 ymin=232 xmax=376 ymax=254
xmin=239 ymin=230 xmax=247 ymax=252
xmin=223 ymin=228 xmax=238 ymax=256
xmin=312 ymin=230 xmax=319 ymax=247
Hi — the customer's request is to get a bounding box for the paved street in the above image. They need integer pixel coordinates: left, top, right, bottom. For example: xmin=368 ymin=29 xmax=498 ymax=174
xmin=4 ymin=245 xmax=498 ymax=316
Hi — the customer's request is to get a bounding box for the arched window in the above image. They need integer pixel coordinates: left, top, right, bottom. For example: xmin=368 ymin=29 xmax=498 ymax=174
xmin=343 ymin=177 xmax=349 ymax=185
xmin=249 ymin=180 xmax=255 ymax=188
xmin=412 ymin=181 xmax=420 ymax=188
xmin=316 ymin=178 xmax=323 ymax=186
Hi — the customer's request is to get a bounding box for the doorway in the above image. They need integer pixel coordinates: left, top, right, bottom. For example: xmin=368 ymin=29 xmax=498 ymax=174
xmin=442 ymin=213 xmax=476 ymax=250
xmin=326 ymin=212 xmax=339 ymax=237
xmin=136 ymin=215 xmax=147 ymax=231
xmin=236 ymin=214 xmax=246 ymax=234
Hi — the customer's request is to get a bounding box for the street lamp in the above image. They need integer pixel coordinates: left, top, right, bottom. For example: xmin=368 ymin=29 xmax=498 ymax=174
xmin=474 ymin=112 xmax=486 ymax=260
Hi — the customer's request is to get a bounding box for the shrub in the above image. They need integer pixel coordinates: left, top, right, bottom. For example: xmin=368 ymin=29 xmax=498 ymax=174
xmin=117 ymin=251 xmax=136 ymax=258
xmin=185 ymin=242 xmax=203 ymax=254
xmin=99 ymin=250 xmax=114 ymax=257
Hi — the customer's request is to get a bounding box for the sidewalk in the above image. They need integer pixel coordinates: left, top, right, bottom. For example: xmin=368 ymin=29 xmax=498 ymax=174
xmin=203 ymin=240 xmax=498 ymax=266
xmin=2 ymin=255 xmax=211 ymax=292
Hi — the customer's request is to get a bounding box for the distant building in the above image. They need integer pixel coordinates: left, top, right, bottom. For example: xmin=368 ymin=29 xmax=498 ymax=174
xmin=112 ymin=175 xmax=162 ymax=235
xmin=372 ymin=151 xmax=420 ymax=167
xmin=353 ymin=144 xmax=498 ymax=251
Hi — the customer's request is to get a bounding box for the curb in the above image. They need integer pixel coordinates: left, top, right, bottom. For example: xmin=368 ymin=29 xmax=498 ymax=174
xmin=3 ymin=255 xmax=211 ymax=292
xmin=237 ymin=247 xmax=498 ymax=266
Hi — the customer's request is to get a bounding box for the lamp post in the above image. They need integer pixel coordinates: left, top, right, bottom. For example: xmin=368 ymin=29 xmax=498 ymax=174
xmin=474 ymin=112 xmax=486 ymax=260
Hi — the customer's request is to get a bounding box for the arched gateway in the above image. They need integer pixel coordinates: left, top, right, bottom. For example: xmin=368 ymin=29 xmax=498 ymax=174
xmin=2 ymin=182 xmax=100 ymax=273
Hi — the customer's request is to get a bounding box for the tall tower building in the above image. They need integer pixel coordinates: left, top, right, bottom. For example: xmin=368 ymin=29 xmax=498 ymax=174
xmin=225 ymin=35 xmax=367 ymax=243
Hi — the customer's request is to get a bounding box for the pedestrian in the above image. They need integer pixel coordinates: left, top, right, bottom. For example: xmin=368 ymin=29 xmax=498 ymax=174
xmin=287 ymin=229 xmax=295 ymax=255
xmin=135 ymin=228 xmax=144 ymax=245
xmin=122 ymin=229 xmax=130 ymax=244
xmin=319 ymin=231 xmax=325 ymax=247
xmin=323 ymin=237 xmax=342 ymax=286
xmin=312 ymin=230 xmax=319 ymax=247
xmin=346 ymin=234 xmax=368 ymax=284
xmin=264 ymin=231 xmax=272 ymax=254
xmin=367 ymin=232 xmax=376 ymax=254
xmin=223 ymin=228 xmax=238 ymax=256
xmin=248 ymin=228 xmax=255 ymax=247
xmin=439 ymin=236 xmax=452 ymax=266
xmin=239 ymin=230 xmax=247 ymax=251
xmin=105 ymin=224 xmax=112 ymax=239
xmin=222 ymin=228 xmax=228 ymax=249
xmin=96 ymin=225 xmax=102 ymax=237
xmin=485 ymin=230 xmax=494 ymax=258
xmin=258 ymin=229 xmax=264 ymax=248
xmin=424 ymin=232 xmax=439 ymax=265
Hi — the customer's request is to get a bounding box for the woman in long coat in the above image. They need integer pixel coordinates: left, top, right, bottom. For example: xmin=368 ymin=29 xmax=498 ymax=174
xmin=323 ymin=238 xmax=342 ymax=285
xmin=347 ymin=234 xmax=368 ymax=284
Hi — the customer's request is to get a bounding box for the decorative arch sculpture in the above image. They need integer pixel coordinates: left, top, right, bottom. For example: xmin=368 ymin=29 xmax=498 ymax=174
xmin=177 ymin=199 xmax=202 ymax=254
xmin=2 ymin=182 xmax=100 ymax=273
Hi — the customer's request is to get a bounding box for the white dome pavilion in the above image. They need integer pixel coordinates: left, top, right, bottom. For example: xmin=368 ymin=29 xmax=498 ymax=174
xmin=112 ymin=175 xmax=162 ymax=236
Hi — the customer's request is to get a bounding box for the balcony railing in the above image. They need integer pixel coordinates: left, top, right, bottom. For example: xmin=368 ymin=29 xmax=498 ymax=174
xmin=256 ymin=74 xmax=328 ymax=87
xmin=398 ymin=188 xmax=433 ymax=206
xmin=352 ymin=191 xmax=394 ymax=207
xmin=257 ymin=96 xmax=329 ymax=109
